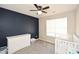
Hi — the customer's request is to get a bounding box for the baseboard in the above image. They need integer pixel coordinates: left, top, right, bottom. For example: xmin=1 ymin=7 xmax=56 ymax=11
xmin=39 ymin=38 xmax=55 ymax=45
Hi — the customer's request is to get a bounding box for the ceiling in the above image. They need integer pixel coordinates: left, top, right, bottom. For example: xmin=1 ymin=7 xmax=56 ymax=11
xmin=0 ymin=4 xmax=78 ymax=18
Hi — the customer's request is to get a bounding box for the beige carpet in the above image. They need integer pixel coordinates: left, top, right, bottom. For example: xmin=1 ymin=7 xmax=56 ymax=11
xmin=14 ymin=40 xmax=55 ymax=54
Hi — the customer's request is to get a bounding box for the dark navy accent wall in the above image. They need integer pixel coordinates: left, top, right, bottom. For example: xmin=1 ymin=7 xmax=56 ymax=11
xmin=0 ymin=7 xmax=39 ymax=47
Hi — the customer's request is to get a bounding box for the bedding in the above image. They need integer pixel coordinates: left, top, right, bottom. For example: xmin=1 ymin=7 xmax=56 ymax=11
xmin=0 ymin=46 xmax=7 ymax=54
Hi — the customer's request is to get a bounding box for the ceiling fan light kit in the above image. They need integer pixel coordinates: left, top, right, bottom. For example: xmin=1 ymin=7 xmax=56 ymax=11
xmin=37 ymin=11 xmax=42 ymax=15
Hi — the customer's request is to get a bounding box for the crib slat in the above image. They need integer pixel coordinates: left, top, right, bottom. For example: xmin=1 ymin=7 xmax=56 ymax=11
xmin=55 ymin=39 xmax=78 ymax=54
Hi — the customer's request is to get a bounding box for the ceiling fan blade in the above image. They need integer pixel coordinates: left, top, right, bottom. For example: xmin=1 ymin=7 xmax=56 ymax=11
xmin=30 ymin=10 xmax=38 ymax=11
xmin=34 ymin=4 xmax=38 ymax=9
xmin=42 ymin=11 xmax=47 ymax=13
xmin=43 ymin=6 xmax=49 ymax=10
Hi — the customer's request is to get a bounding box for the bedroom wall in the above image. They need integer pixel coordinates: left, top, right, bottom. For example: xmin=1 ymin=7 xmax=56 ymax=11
xmin=0 ymin=7 xmax=39 ymax=47
xmin=76 ymin=6 xmax=79 ymax=36
xmin=39 ymin=10 xmax=76 ymax=44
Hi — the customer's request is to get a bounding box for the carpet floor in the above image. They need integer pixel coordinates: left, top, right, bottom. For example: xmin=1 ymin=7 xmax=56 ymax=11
xmin=14 ymin=40 xmax=55 ymax=54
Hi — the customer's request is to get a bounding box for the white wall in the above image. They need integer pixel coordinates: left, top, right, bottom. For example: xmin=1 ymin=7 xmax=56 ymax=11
xmin=39 ymin=10 xmax=76 ymax=44
xmin=76 ymin=6 xmax=79 ymax=36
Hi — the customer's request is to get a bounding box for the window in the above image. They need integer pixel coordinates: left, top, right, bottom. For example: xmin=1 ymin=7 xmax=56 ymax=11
xmin=46 ymin=17 xmax=67 ymax=39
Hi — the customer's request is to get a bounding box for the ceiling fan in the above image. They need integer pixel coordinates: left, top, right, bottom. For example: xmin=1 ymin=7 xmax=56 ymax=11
xmin=30 ymin=4 xmax=50 ymax=15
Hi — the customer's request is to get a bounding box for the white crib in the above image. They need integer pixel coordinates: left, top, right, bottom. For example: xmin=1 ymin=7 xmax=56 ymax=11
xmin=55 ymin=34 xmax=79 ymax=54
xmin=7 ymin=34 xmax=31 ymax=54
